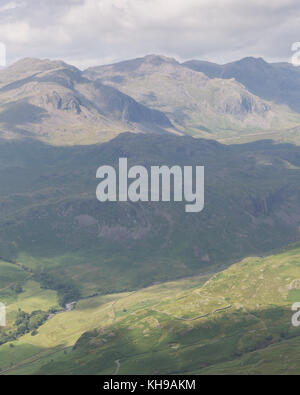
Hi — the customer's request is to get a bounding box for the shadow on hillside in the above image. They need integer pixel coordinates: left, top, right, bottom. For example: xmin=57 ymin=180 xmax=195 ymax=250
xmin=32 ymin=304 xmax=300 ymax=375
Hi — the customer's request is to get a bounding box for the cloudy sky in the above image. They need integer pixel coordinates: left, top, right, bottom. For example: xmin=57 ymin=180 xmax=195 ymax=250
xmin=0 ymin=0 xmax=299 ymax=69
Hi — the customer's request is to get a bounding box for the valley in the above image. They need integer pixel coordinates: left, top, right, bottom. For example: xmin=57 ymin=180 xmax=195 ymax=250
xmin=0 ymin=243 xmax=299 ymax=375
xmin=0 ymin=54 xmax=300 ymax=375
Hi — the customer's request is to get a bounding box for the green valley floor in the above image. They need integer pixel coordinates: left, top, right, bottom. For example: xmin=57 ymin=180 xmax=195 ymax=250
xmin=0 ymin=243 xmax=300 ymax=375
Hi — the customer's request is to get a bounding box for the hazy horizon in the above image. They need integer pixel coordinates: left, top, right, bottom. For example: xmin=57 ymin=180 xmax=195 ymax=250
xmin=2 ymin=53 xmax=298 ymax=71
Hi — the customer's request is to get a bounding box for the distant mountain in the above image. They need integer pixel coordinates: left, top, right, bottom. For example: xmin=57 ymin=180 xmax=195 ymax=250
xmin=84 ymin=55 xmax=300 ymax=143
xmin=0 ymin=58 xmax=174 ymax=145
xmin=183 ymin=57 xmax=300 ymax=113
xmin=1 ymin=55 xmax=300 ymax=146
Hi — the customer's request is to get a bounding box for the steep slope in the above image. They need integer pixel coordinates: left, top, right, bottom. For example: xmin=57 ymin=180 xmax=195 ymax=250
xmin=184 ymin=57 xmax=300 ymax=113
xmin=0 ymin=133 xmax=300 ymax=298
xmin=84 ymin=55 xmax=300 ymax=142
xmin=2 ymin=243 xmax=300 ymax=375
xmin=0 ymin=58 xmax=174 ymax=145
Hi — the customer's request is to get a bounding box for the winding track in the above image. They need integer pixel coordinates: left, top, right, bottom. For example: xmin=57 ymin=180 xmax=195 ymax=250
xmin=114 ymin=360 xmax=121 ymax=375
xmin=152 ymin=304 xmax=232 ymax=321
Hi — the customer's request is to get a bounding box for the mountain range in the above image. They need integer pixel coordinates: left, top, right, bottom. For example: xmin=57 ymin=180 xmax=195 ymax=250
xmin=0 ymin=55 xmax=299 ymax=145
xmin=85 ymin=54 xmax=300 ymax=144
xmin=0 ymin=58 xmax=174 ymax=145
xmin=184 ymin=57 xmax=300 ymax=112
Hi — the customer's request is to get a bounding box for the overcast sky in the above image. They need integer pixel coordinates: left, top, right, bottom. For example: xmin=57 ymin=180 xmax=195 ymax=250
xmin=0 ymin=0 xmax=299 ymax=69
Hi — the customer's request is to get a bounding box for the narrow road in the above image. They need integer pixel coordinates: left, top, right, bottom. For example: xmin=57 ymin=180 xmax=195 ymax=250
xmin=152 ymin=304 xmax=232 ymax=321
xmin=114 ymin=360 xmax=121 ymax=375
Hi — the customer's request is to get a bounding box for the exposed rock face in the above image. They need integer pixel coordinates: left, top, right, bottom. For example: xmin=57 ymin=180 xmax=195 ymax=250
xmin=0 ymin=55 xmax=299 ymax=145
xmin=217 ymin=91 xmax=269 ymax=116
xmin=39 ymin=91 xmax=81 ymax=114
xmin=84 ymin=55 xmax=298 ymax=136
xmin=184 ymin=57 xmax=300 ymax=113
xmin=0 ymin=58 xmax=174 ymax=145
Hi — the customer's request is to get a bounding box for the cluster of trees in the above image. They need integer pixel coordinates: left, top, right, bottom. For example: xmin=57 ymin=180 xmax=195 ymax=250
xmin=0 ymin=269 xmax=80 ymax=347
xmin=14 ymin=309 xmax=48 ymax=336
xmin=0 ymin=331 xmax=16 ymax=346
xmin=34 ymin=270 xmax=80 ymax=306
xmin=0 ymin=309 xmax=48 ymax=345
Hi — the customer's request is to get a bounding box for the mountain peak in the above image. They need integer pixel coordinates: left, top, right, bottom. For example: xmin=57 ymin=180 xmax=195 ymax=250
xmin=142 ymin=54 xmax=178 ymax=65
xmin=9 ymin=57 xmax=64 ymax=70
xmin=4 ymin=58 xmax=80 ymax=75
xmin=0 ymin=58 xmax=81 ymax=88
xmin=85 ymin=54 xmax=179 ymax=75
xmin=239 ymin=56 xmax=266 ymax=62
xmin=233 ymin=56 xmax=269 ymax=68
xmin=184 ymin=55 xmax=300 ymax=112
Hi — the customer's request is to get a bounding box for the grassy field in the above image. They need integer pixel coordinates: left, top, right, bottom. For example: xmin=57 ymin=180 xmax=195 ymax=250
xmin=0 ymin=243 xmax=299 ymax=375
xmin=0 ymin=261 xmax=59 ymax=350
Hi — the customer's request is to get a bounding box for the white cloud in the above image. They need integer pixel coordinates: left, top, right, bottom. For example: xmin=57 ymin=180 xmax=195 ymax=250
xmin=0 ymin=2 xmax=18 ymax=12
xmin=1 ymin=0 xmax=300 ymax=68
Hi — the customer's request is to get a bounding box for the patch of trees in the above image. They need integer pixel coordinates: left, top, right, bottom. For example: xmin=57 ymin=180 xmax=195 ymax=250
xmin=0 ymin=331 xmax=17 ymax=346
xmin=0 ymin=309 xmax=48 ymax=346
xmin=14 ymin=309 xmax=48 ymax=336
xmin=34 ymin=270 xmax=80 ymax=307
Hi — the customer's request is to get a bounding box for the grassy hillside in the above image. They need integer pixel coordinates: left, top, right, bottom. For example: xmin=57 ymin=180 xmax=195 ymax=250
xmin=1 ymin=243 xmax=299 ymax=375
xmin=0 ymin=260 xmax=59 ymax=347
xmin=0 ymin=134 xmax=300 ymax=298
xmin=0 ymin=133 xmax=299 ymax=375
